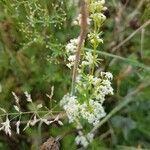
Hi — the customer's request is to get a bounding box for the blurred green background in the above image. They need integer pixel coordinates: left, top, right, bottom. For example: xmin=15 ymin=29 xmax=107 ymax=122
xmin=0 ymin=0 xmax=150 ymax=149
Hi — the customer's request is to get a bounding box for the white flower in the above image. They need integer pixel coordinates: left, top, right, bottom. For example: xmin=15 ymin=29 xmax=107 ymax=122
xmin=0 ymin=116 xmax=11 ymax=136
xmin=54 ymin=115 xmax=64 ymax=126
xmin=101 ymin=72 xmax=113 ymax=80
xmin=80 ymin=100 xmax=106 ymax=126
xmin=46 ymin=86 xmax=54 ymax=100
xmin=57 ymin=120 xmax=64 ymax=126
xmin=60 ymin=94 xmax=80 ymax=123
xmin=68 ymin=55 xmax=76 ymax=62
xmin=40 ymin=118 xmax=52 ymax=125
xmin=0 ymin=107 xmax=7 ymax=113
xmin=75 ymin=133 xmax=94 ymax=147
xmin=87 ymin=133 xmax=94 ymax=142
xmin=37 ymin=104 xmax=43 ymax=109
xmin=73 ymin=14 xmax=91 ymax=26
xmin=66 ymin=62 xmax=74 ymax=69
xmin=14 ymin=105 xmax=20 ymax=112
xmin=91 ymin=13 xmax=106 ymax=23
xmin=66 ymin=38 xmax=78 ymax=53
xmin=65 ymin=38 xmax=79 ymax=69
xmin=12 ymin=92 xmax=19 ymax=104
xmin=95 ymin=93 xmax=105 ymax=103
xmin=24 ymin=91 xmax=32 ymax=102
xmin=88 ymin=32 xmax=103 ymax=44
xmin=30 ymin=115 xmax=38 ymax=126
xmin=76 ymin=73 xmax=113 ymax=103
xmin=92 ymin=77 xmax=101 ymax=85
xmin=75 ymin=135 xmax=89 ymax=147
xmin=66 ymin=43 xmax=76 ymax=53
xmin=90 ymin=1 xmax=106 ymax=14
xmin=16 ymin=120 xmax=20 ymax=134
xmin=82 ymin=52 xmax=94 ymax=66
xmin=77 ymin=13 xmax=82 ymax=25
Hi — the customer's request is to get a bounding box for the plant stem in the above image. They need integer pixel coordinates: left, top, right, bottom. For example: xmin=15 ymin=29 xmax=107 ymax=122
xmin=0 ymin=110 xmax=61 ymax=117
xmin=112 ymin=20 xmax=150 ymax=52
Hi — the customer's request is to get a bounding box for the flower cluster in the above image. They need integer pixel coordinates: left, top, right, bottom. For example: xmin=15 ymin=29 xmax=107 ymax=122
xmin=82 ymin=52 xmax=97 ymax=67
xmin=60 ymin=72 xmax=113 ymax=126
xmin=60 ymin=94 xmax=79 ymax=123
xmin=73 ymin=13 xmax=91 ymax=26
xmin=75 ymin=133 xmax=94 ymax=147
xmin=0 ymin=0 xmax=112 ymax=148
xmin=65 ymin=38 xmax=79 ymax=68
xmin=65 ymin=0 xmax=107 ymax=70
xmin=80 ymin=99 xmax=106 ymax=126
xmin=60 ymin=0 xmax=113 ymax=147
xmin=0 ymin=116 xmax=11 ymax=136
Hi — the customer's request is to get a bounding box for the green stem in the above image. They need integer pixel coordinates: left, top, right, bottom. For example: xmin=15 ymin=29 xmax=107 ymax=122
xmin=91 ymin=20 xmax=98 ymax=75
xmin=0 ymin=110 xmax=61 ymax=117
xmin=91 ymin=42 xmax=97 ymax=75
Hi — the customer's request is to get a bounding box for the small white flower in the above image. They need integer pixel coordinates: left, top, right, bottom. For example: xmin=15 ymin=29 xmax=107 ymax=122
xmin=90 ymin=1 xmax=106 ymax=13
xmin=101 ymin=72 xmax=113 ymax=80
xmin=87 ymin=133 xmax=94 ymax=142
xmin=14 ymin=105 xmax=20 ymax=112
xmin=54 ymin=115 xmax=60 ymax=121
xmin=77 ymin=13 xmax=82 ymax=25
xmin=16 ymin=120 xmax=20 ymax=134
xmin=0 ymin=116 xmax=11 ymax=136
xmin=88 ymin=32 xmax=103 ymax=44
xmin=75 ymin=135 xmax=89 ymax=147
xmin=68 ymin=55 xmax=76 ymax=62
xmin=91 ymin=13 xmax=106 ymax=23
xmin=57 ymin=120 xmax=63 ymax=126
xmin=0 ymin=107 xmax=7 ymax=113
xmin=12 ymin=92 xmax=19 ymax=104
xmin=66 ymin=62 xmax=73 ymax=69
xmin=46 ymin=86 xmax=54 ymax=101
xmin=73 ymin=13 xmax=91 ymax=26
xmin=66 ymin=38 xmax=78 ymax=53
xmin=40 ymin=118 xmax=52 ymax=125
xmin=82 ymin=52 xmax=94 ymax=66
xmin=60 ymin=94 xmax=80 ymax=123
xmin=24 ymin=91 xmax=32 ymax=102
xmin=65 ymin=38 xmax=79 ymax=68
xmin=80 ymin=100 xmax=106 ymax=126
xmin=37 ymin=104 xmax=43 ymax=109
xmin=30 ymin=115 xmax=38 ymax=126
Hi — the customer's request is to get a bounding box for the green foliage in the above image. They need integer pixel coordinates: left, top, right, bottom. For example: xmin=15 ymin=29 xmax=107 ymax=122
xmin=0 ymin=0 xmax=150 ymax=149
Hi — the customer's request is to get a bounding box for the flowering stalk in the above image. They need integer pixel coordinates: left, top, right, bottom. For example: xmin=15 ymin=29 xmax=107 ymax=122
xmin=0 ymin=0 xmax=113 ymax=148
xmin=61 ymin=0 xmax=113 ymax=147
xmin=71 ymin=0 xmax=88 ymax=94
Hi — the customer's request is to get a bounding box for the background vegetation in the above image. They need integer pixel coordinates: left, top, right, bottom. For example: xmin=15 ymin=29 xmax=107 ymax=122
xmin=0 ymin=0 xmax=150 ymax=149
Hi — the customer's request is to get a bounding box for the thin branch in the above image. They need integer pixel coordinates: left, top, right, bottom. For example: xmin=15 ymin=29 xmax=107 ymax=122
xmin=112 ymin=20 xmax=150 ymax=52
xmin=7 ymin=112 xmax=66 ymax=125
xmin=127 ymin=0 xmax=145 ymax=20
xmin=140 ymin=28 xmax=145 ymax=59
xmin=71 ymin=0 xmax=88 ymax=94
xmin=85 ymin=48 xmax=150 ymax=71
xmin=0 ymin=110 xmax=64 ymax=118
